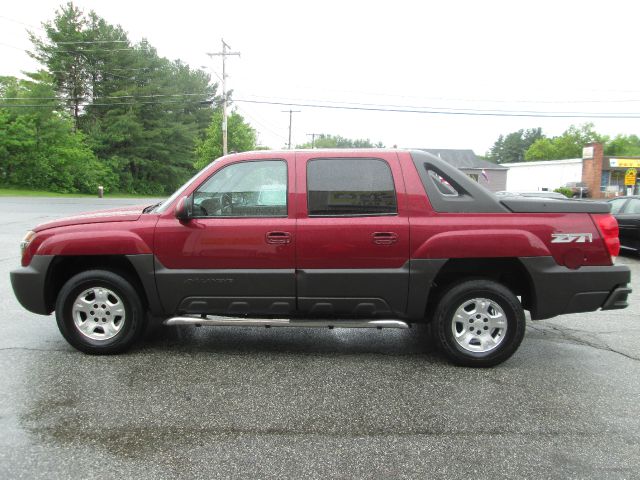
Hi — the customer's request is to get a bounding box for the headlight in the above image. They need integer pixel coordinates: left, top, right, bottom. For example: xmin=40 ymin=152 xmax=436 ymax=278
xmin=20 ymin=231 xmax=35 ymax=257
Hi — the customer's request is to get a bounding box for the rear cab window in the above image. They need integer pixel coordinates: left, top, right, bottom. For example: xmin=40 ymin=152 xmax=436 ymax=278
xmin=306 ymin=158 xmax=398 ymax=216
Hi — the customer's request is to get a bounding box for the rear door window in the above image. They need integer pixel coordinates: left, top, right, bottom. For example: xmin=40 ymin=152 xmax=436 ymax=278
xmin=306 ymin=158 xmax=397 ymax=216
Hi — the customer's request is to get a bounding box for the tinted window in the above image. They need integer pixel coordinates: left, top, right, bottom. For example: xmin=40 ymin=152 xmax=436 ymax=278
xmin=307 ymin=158 xmax=397 ymax=216
xmin=626 ymin=199 xmax=640 ymax=214
xmin=609 ymin=198 xmax=628 ymax=214
xmin=193 ymin=160 xmax=287 ymax=217
xmin=428 ymin=170 xmax=459 ymax=196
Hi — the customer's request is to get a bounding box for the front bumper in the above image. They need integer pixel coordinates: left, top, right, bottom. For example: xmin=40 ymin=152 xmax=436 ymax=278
xmin=520 ymin=257 xmax=631 ymax=320
xmin=10 ymin=255 xmax=54 ymax=315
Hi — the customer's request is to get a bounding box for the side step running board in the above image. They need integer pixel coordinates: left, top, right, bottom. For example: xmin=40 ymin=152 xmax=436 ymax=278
xmin=164 ymin=316 xmax=410 ymax=329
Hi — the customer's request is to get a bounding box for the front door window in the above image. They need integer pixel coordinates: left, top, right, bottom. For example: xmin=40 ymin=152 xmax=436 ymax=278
xmin=193 ymin=160 xmax=287 ymax=217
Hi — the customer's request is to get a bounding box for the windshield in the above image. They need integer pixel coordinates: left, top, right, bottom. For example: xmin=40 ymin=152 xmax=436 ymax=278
xmin=154 ymin=163 xmax=213 ymax=213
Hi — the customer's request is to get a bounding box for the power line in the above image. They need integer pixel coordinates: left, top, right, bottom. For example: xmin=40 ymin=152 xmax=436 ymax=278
xmin=1 ymin=43 xmax=135 ymax=54
xmin=49 ymin=68 xmax=155 ymax=73
xmin=235 ymin=98 xmax=640 ymax=119
xmin=234 ymin=104 xmax=288 ymax=142
xmin=238 ymin=94 xmax=640 ymax=116
xmin=55 ymin=40 xmax=128 ymax=45
xmin=41 ymin=47 xmax=135 ymax=53
xmin=0 ymin=99 xmax=213 ymax=108
xmin=1 ymin=93 xmax=212 ymax=101
xmin=2 ymin=39 xmax=137 ymax=53
xmin=285 ymin=84 xmax=640 ymax=105
xmin=97 ymin=67 xmax=157 ymax=71
xmin=0 ymin=14 xmax=43 ymax=30
xmin=0 ymin=42 xmax=28 ymax=51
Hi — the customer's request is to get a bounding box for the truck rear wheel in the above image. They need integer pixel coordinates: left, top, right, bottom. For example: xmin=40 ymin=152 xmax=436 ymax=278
xmin=432 ymin=279 xmax=525 ymax=367
xmin=55 ymin=270 xmax=145 ymax=354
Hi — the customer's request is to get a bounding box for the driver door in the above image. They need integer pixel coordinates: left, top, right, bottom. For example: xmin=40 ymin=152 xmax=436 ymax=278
xmin=154 ymin=158 xmax=296 ymax=316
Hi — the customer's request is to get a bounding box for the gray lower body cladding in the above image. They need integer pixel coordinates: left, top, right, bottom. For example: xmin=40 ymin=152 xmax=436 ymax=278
xmin=153 ymin=258 xmax=422 ymax=318
xmin=520 ymin=257 xmax=631 ymax=319
xmin=11 ymin=254 xmax=631 ymax=322
xmin=10 ymin=255 xmax=54 ymax=315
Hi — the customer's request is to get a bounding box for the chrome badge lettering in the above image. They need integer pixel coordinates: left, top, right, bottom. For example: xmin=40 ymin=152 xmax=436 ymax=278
xmin=551 ymin=233 xmax=593 ymax=243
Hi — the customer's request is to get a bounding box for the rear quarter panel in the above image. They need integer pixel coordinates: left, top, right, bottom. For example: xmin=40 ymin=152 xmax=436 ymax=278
xmin=397 ymin=151 xmax=611 ymax=267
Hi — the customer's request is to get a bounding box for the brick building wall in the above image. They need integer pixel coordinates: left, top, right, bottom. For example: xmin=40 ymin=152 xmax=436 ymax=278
xmin=581 ymin=142 xmax=604 ymax=199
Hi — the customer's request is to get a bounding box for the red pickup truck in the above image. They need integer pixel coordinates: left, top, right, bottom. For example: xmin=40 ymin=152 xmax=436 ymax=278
xmin=10 ymin=150 xmax=631 ymax=367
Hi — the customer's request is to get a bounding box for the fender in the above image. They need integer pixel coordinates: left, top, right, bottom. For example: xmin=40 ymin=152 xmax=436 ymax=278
xmin=413 ymin=229 xmax=550 ymax=259
xmin=36 ymin=230 xmax=152 ymax=256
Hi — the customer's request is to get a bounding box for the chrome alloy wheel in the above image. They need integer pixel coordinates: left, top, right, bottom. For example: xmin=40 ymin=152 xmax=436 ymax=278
xmin=71 ymin=287 xmax=126 ymax=341
xmin=451 ymin=297 xmax=507 ymax=353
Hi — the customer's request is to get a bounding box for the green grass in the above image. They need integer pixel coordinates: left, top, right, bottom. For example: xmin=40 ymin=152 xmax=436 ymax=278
xmin=0 ymin=187 xmax=160 ymax=199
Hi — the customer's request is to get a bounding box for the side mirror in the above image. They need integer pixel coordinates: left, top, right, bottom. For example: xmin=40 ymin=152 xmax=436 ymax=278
xmin=175 ymin=195 xmax=192 ymax=221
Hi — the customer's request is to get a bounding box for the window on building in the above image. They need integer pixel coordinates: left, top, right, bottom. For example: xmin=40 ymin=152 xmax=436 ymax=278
xmin=608 ymin=171 xmax=626 ymax=194
xmin=307 ymin=158 xmax=397 ymax=216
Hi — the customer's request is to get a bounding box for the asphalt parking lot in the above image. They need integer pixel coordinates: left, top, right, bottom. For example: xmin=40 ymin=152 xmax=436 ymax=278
xmin=0 ymin=197 xmax=639 ymax=479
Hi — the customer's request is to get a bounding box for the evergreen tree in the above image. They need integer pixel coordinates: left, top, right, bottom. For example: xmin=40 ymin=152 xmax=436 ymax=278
xmin=28 ymin=2 xmax=218 ymax=194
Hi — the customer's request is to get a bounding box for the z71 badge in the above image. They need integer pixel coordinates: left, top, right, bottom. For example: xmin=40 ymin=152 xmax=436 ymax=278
xmin=551 ymin=233 xmax=593 ymax=243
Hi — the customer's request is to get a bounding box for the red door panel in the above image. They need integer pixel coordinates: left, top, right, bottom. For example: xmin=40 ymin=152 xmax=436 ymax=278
xmin=294 ymin=152 xmax=410 ymax=316
xmin=153 ymin=156 xmax=296 ymax=315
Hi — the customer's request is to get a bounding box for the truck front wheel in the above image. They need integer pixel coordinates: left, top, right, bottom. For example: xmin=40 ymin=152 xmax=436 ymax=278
xmin=55 ymin=270 xmax=145 ymax=354
xmin=432 ymin=279 xmax=526 ymax=367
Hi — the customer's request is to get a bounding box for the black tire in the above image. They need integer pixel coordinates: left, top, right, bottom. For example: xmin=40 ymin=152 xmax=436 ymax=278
xmin=432 ymin=279 xmax=525 ymax=368
xmin=55 ymin=270 xmax=145 ymax=354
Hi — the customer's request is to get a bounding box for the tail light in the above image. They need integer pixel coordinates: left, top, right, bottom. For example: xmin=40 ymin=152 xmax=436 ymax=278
xmin=592 ymin=214 xmax=620 ymax=260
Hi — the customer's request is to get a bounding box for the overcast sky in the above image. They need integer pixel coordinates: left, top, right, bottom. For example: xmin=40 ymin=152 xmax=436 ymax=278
xmin=1 ymin=0 xmax=639 ymax=154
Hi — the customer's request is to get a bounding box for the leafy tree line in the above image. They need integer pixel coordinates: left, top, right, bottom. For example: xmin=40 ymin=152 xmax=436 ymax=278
xmin=0 ymin=2 xmax=257 ymax=194
xmin=296 ymin=134 xmax=384 ymax=149
xmin=487 ymin=123 xmax=640 ymax=164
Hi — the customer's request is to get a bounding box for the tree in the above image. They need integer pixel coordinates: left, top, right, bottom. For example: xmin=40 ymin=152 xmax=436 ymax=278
xmin=29 ymin=2 xmax=91 ymax=127
xmin=195 ymin=108 xmax=257 ymax=170
xmin=487 ymin=128 xmax=543 ymax=163
xmin=28 ymin=3 xmax=218 ymax=194
xmin=525 ymin=123 xmax=607 ymax=161
xmin=296 ymin=134 xmax=384 ymax=149
xmin=604 ymin=134 xmax=640 ymax=156
xmin=0 ymin=73 xmax=117 ymax=193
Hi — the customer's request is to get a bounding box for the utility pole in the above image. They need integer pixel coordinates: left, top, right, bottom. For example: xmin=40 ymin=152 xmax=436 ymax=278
xmin=306 ymin=133 xmax=323 ymax=148
xmin=282 ymin=110 xmax=300 ymax=149
xmin=207 ymin=39 xmax=240 ymax=156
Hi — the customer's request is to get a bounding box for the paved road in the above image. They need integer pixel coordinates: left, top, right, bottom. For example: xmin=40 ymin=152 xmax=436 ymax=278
xmin=0 ymin=197 xmax=639 ymax=479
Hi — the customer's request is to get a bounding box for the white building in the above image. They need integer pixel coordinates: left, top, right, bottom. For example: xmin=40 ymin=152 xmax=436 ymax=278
xmin=502 ymin=158 xmax=582 ymax=192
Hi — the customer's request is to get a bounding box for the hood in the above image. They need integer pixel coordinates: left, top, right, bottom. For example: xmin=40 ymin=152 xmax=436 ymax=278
xmin=33 ymin=204 xmax=148 ymax=232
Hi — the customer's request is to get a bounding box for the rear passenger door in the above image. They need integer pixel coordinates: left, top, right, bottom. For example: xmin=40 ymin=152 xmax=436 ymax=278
xmin=295 ymin=152 xmax=410 ymax=317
